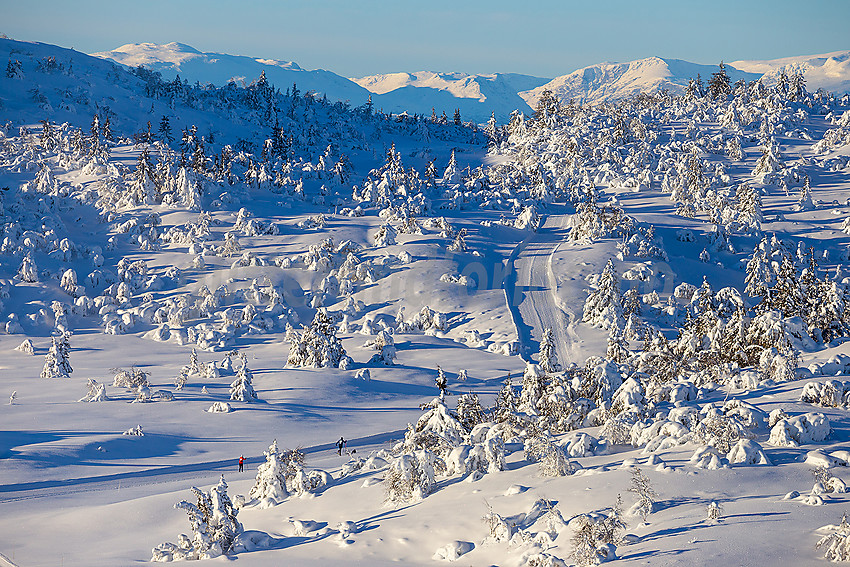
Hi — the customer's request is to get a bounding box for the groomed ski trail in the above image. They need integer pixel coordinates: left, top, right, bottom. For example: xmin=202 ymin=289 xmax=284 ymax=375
xmin=504 ymin=209 xmax=577 ymax=368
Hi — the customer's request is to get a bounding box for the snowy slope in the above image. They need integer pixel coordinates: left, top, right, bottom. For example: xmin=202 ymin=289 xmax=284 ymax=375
xmin=353 ymin=71 xmax=549 ymax=123
xmin=93 ymin=42 xmax=373 ymax=105
xmin=732 ymin=50 xmax=850 ymax=95
xmin=521 ymin=57 xmax=762 ymax=107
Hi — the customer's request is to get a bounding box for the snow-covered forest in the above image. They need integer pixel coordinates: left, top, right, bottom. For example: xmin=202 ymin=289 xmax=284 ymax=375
xmin=3 ymin=36 xmax=850 ymax=566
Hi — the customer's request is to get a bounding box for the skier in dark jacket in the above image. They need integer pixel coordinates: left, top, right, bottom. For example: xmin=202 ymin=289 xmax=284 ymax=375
xmin=337 ymin=437 xmax=346 ymax=455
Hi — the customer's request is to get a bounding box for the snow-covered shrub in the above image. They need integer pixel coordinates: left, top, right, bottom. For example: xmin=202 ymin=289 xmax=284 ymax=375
xmin=123 ymin=425 xmax=144 ymax=436
xmin=433 ymin=540 xmax=474 ymax=562
xmin=768 ymin=413 xmax=830 ymax=447
xmin=726 ymin=439 xmax=770 ymax=465
xmin=384 ymin=450 xmax=437 ymax=503
xmin=207 ymin=402 xmax=232 ymax=413
xmin=482 ymin=502 xmax=514 ymax=544
xmin=706 ymin=501 xmax=722 ymax=522
xmin=570 ymin=502 xmax=625 ymax=567
xmin=14 ymin=338 xmax=34 ymax=355
xmin=817 ymin=513 xmax=850 ymax=562
xmin=366 ymin=329 xmax=397 ymax=365
xmin=78 ymin=378 xmax=108 ymax=402
xmin=112 ymin=366 xmax=149 ymax=390
xmin=800 ymin=380 xmax=846 ymax=408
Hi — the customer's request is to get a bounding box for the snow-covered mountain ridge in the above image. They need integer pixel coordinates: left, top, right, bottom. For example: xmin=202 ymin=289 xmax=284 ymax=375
xmin=93 ymin=42 xmax=373 ymax=106
xmin=520 ymin=57 xmax=761 ymax=107
xmin=93 ymin=42 xmax=850 ymax=123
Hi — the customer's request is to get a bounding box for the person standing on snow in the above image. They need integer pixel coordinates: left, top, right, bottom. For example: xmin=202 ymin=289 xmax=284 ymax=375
xmin=337 ymin=437 xmax=346 ymax=455
xmin=238 ymin=455 xmax=244 ymax=472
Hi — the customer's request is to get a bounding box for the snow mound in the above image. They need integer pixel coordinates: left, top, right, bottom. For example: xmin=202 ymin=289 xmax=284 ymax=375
xmin=432 ymin=540 xmax=474 ymax=562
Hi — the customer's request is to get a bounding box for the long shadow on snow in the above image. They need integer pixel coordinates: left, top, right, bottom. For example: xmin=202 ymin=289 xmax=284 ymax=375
xmin=638 ymin=510 xmax=789 ymax=544
xmin=1 ymin=430 xmax=233 ymax=468
xmin=0 ymin=429 xmax=406 ymax=497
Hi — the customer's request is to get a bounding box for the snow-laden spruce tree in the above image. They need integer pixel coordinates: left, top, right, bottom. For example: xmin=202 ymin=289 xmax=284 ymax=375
xmin=441 ymin=150 xmax=461 ymax=186
xmin=752 ymin=140 xmax=784 ymax=176
xmin=248 ymin=439 xmax=289 ymax=506
xmin=51 ymin=301 xmax=69 ymax=334
xmin=435 ymin=365 xmax=448 ymax=398
xmin=583 ymin=259 xmax=624 ymax=330
xmin=41 ymin=332 xmax=72 ymax=379
xmin=17 ymin=254 xmax=38 ymax=282
xmin=455 ymin=393 xmax=486 ymax=431
xmin=538 ymin=328 xmax=561 ymax=373
xmin=795 ymin=175 xmax=814 ymax=212
xmin=229 ymin=362 xmax=258 ymax=402
xmin=60 ymin=268 xmax=79 ymax=297
xmin=493 ymin=376 xmax=519 ymax=425
xmin=152 ymin=475 xmax=242 ymax=561
xmin=285 ymin=309 xmax=348 ymax=368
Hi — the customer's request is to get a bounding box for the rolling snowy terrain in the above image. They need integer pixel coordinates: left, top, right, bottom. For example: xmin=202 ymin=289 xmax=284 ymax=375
xmin=3 ymin=36 xmax=850 ymax=567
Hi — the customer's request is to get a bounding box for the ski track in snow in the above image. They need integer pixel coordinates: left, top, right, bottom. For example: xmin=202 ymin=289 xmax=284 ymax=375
xmin=0 ymin=429 xmax=404 ymax=504
xmin=504 ymin=208 xmax=576 ymax=367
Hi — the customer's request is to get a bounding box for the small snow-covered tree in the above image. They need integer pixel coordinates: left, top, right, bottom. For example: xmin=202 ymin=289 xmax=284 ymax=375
xmin=368 ymin=329 xmax=397 ymax=365
xmin=795 ymin=175 xmax=814 ymax=212
xmin=286 ymin=310 xmax=348 ymax=368
xmin=41 ymin=332 xmax=72 ymax=379
xmin=817 ymin=513 xmax=850 ymax=562
xmin=78 ymin=378 xmax=108 ymax=402
xmin=51 ymin=301 xmax=68 ymax=333
xmin=447 ymin=228 xmax=468 ymax=253
xmin=706 ymin=501 xmax=722 ymax=522
xmin=230 ymin=363 xmax=258 ymax=402
xmin=18 ymin=254 xmax=38 ymax=282
xmin=60 ymin=269 xmax=79 ymax=297
xmin=442 ymin=150 xmax=460 ymax=185
xmin=153 ymin=475 xmax=242 ymax=561
xmin=583 ymin=260 xmax=624 ymax=330
xmin=435 ymin=365 xmax=448 ymax=398
xmin=373 ymin=223 xmax=397 ymax=247
xmin=384 ymin=450 xmax=436 ymax=503
xmin=493 ymin=376 xmax=518 ymax=424
xmin=455 ymin=393 xmax=486 ymax=431
xmin=15 ymin=338 xmax=34 ymax=355
xmin=628 ymin=467 xmax=657 ymax=522
xmin=538 ymin=327 xmax=561 ymax=373
xmin=248 ymin=439 xmax=289 ymax=506
xmin=218 ymin=232 xmax=242 ymax=258
xmin=112 ymin=366 xmax=149 ymax=390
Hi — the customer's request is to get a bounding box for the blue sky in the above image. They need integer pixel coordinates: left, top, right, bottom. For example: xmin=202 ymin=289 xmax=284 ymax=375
xmin=3 ymin=0 xmax=849 ymax=78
